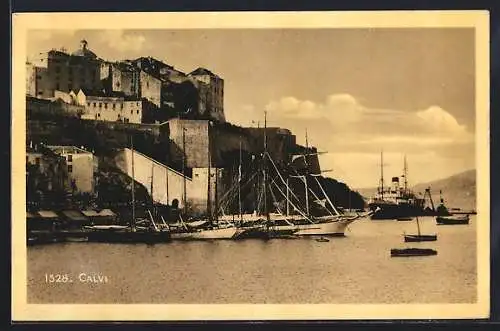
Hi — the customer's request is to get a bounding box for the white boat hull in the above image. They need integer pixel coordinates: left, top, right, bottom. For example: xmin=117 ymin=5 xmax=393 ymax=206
xmin=171 ymin=227 xmax=241 ymax=240
xmin=275 ymin=217 xmax=357 ymax=236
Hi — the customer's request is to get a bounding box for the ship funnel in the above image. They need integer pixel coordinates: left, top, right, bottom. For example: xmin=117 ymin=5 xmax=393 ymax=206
xmin=391 ymin=177 xmax=399 ymax=191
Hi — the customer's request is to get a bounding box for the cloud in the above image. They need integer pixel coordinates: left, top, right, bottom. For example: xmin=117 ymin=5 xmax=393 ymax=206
xmin=238 ymin=93 xmax=476 ymax=187
xmin=264 ymin=93 xmax=473 ymax=147
xmin=98 ymin=30 xmax=147 ymax=54
xmin=28 ymin=29 xmax=77 ymax=43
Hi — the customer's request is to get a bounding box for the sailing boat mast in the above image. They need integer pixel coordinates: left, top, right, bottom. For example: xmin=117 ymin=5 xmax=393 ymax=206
xmin=286 ymin=177 xmax=290 ymax=216
xmin=380 ymin=151 xmax=384 ymax=200
xmin=207 ymin=124 xmax=212 ymax=223
xmin=263 ymin=111 xmax=269 ymax=220
xmin=403 ymin=155 xmax=408 ymax=194
xmin=238 ymin=139 xmax=242 ymax=221
xmin=150 ymin=163 xmax=154 ymax=216
xmin=182 ymin=127 xmax=187 ymax=216
xmin=304 ymin=129 xmax=309 ymax=215
xmin=131 ymin=135 xmax=136 ymax=231
xmin=215 ymin=167 xmax=219 ymax=222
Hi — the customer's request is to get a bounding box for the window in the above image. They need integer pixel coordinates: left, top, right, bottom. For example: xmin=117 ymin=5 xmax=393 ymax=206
xmin=99 ymin=103 xmax=102 ymax=108
xmin=136 ymin=110 xmax=139 ymax=114
xmin=87 ymin=102 xmax=90 ymax=107
xmin=67 ymin=155 xmax=72 ymax=162
xmin=35 ymin=157 xmax=40 ymax=165
xmin=36 ymin=75 xmax=41 ymax=80
xmin=93 ymin=102 xmax=96 ymax=107
xmin=121 ymin=104 xmax=124 ymax=109
xmin=104 ymin=103 xmax=108 ymax=109
xmin=37 ymin=91 xmax=43 ymax=95
xmin=146 ymin=81 xmax=149 ymax=88
xmin=130 ymin=110 xmax=133 ymax=114
xmin=116 ymin=82 xmax=121 ymax=88
xmin=136 ymin=102 xmax=139 ymax=106
xmin=68 ymin=165 xmax=73 ymax=173
xmin=112 ymin=103 xmax=116 ymax=110
xmin=98 ymin=113 xmax=101 ymax=118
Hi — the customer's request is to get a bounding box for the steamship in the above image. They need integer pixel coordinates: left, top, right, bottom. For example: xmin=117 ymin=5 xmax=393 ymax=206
xmin=368 ymin=153 xmax=426 ymax=220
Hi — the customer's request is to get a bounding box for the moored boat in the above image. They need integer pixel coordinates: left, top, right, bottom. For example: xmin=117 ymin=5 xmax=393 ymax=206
xmin=436 ymin=214 xmax=470 ymax=225
xmin=391 ymin=248 xmax=437 ymax=257
xmin=402 ymin=215 xmax=437 ymax=242
xmin=404 ymin=234 xmax=437 ymax=242
xmin=169 ymin=221 xmax=242 ymax=240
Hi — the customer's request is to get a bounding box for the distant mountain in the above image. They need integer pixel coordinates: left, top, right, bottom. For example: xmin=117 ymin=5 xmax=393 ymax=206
xmin=413 ymin=169 xmax=476 ymax=211
xmin=356 ymin=169 xmax=476 ymax=210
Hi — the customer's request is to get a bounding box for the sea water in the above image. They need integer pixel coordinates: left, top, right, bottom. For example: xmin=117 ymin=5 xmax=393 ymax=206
xmin=27 ymin=216 xmax=477 ymax=304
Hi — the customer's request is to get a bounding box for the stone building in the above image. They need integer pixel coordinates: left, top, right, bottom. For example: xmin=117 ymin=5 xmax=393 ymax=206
xmin=46 ymin=145 xmax=98 ymax=194
xmin=100 ymin=61 xmax=140 ymax=97
xmin=27 ymin=95 xmax=84 ymax=118
xmin=26 ymin=144 xmax=70 ymax=194
xmin=26 ymin=40 xmax=102 ymax=98
xmin=72 ymin=89 xmax=144 ymax=124
xmin=188 ymin=67 xmax=225 ymax=122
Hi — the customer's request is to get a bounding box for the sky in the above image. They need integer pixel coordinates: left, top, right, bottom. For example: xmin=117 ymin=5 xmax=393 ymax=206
xmin=27 ymin=28 xmax=476 ymax=189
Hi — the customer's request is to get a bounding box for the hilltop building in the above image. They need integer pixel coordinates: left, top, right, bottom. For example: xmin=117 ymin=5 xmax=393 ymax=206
xmin=73 ymin=89 xmax=144 ymax=124
xmin=26 ymin=40 xmax=102 ymax=99
xmin=100 ymin=61 xmax=140 ymax=97
xmin=27 ymin=38 xmax=226 ymax=123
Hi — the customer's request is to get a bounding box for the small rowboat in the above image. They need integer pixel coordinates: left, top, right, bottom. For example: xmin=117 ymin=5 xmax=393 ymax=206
xmin=391 ymin=248 xmax=437 ymax=257
xmin=436 ymin=215 xmax=469 ymax=225
xmin=404 ymin=234 xmax=437 ymax=242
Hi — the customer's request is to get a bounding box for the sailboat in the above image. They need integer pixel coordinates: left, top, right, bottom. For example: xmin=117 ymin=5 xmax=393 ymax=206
xmin=85 ymin=136 xmax=171 ymax=243
xmin=403 ymin=215 xmax=437 ymax=242
xmin=169 ymin=123 xmax=241 ymax=240
xmin=228 ymin=115 xmax=372 ymax=239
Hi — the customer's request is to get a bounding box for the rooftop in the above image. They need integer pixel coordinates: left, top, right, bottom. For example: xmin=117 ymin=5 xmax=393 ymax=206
xmin=71 ymin=40 xmax=98 ymax=59
xmin=76 ymin=88 xmax=140 ymax=101
xmin=46 ymin=145 xmax=93 ymax=155
xmin=189 ymin=67 xmax=219 ymax=77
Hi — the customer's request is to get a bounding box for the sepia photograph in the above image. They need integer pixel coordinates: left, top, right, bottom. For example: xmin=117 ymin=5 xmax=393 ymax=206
xmin=12 ymin=11 xmax=489 ymax=320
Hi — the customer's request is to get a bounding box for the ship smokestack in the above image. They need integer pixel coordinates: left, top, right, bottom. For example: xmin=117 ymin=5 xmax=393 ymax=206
xmin=391 ymin=177 xmax=399 ymax=192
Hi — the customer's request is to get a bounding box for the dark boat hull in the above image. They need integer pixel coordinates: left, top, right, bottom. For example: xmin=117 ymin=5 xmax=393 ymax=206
xmin=236 ymin=227 xmax=297 ymax=239
xmin=436 ymin=216 xmax=469 ymax=225
xmin=391 ymin=248 xmax=437 ymax=257
xmin=404 ymin=234 xmax=437 ymax=242
xmin=369 ymin=201 xmax=451 ymax=220
xmin=369 ymin=202 xmax=425 ymax=220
